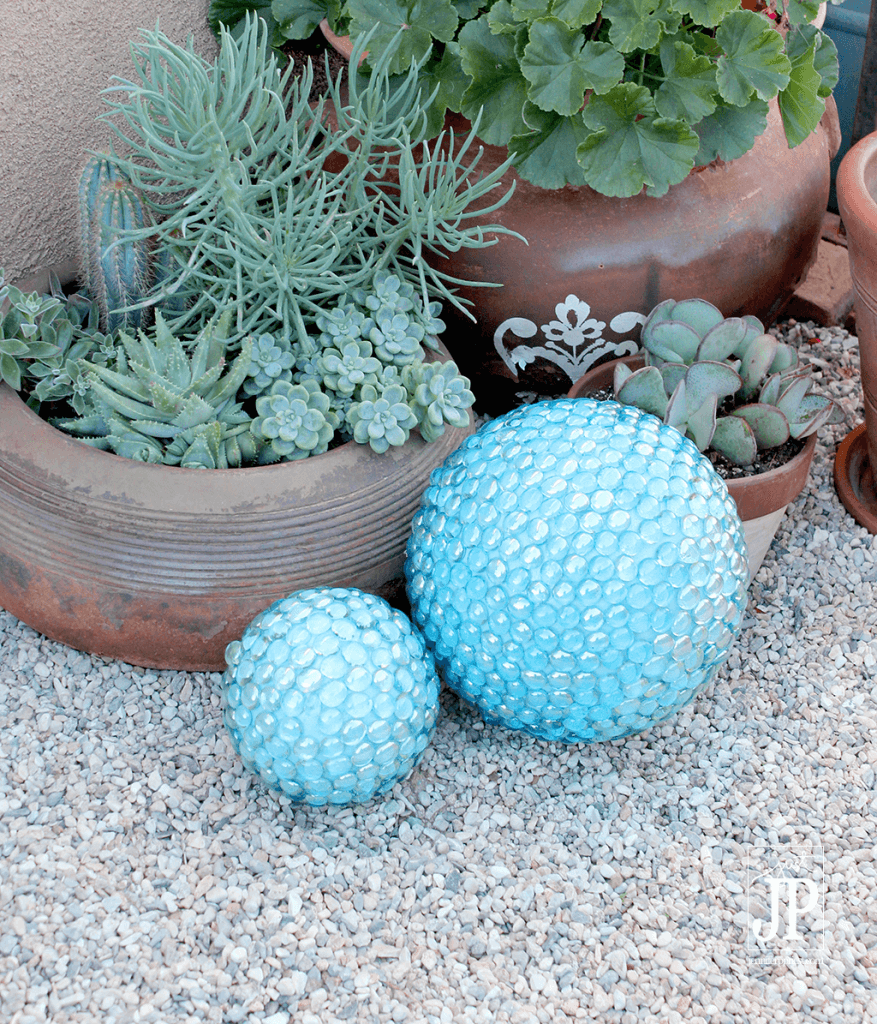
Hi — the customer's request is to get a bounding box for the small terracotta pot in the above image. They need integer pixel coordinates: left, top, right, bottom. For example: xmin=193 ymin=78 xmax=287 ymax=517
xmin=835 ymin=131 xmax=877 ymax=532
xmin=568 ymin=356 xmax=817 ymax=581
xmin=0 ymin=346 xmax=473 ymax=670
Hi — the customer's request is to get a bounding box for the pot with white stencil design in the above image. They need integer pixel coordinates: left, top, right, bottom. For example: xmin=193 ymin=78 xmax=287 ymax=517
xmin=429 ymin=101 xmax=838 ymax=415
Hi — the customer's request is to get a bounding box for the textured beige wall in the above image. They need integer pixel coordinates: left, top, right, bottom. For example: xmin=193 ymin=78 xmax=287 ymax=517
xmin=0 ymin=1 xmax=218 ymax=285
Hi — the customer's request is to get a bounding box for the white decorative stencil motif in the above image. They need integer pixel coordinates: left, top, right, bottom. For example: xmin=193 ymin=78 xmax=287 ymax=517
xmin=493 ymin=295 xmax=646 ymax=384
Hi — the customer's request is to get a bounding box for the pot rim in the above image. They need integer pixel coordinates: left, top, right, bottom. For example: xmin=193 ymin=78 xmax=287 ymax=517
xmin=838 ymin=132 xmax=877 ymax=245
xmin=0 ymin=335 xmax=456 ymax=481
xmin=567 ymin=354 xmax=818 ymax=519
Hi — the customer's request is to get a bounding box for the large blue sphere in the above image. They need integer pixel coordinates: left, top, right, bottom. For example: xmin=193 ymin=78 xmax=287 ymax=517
xmin=222 ymin=588 xmax=440 ymax=805
xmin=405 ymin=399 xmax=748 ymax=743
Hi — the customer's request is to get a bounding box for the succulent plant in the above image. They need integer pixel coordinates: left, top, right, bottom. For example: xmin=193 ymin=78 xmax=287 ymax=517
xmin=241 ymin=333 xmax=295 ymax=397
xmin=0 ymin=271 xmax=69 ymax=391
xmin=404 ymin=360 xmax=476 ymax=443
xmin=96 ymin=17 xmax=518 ymax=345
xmin=78 ymin=154 xmax=155 ymax=334
xmin=612 ymin=298 xmax=843 ymax=466
xmin=347 ymin=383 xmax=419 ymax=453
xmin=54 ymin=311 xmax=257 ymax=467
xmin=251 ymin=380 xmax=338 ymax=462
xmin=319 ymin=341 xmax=383 ymax=396
xmin=0 ymin=23 xmax=481 ymax=467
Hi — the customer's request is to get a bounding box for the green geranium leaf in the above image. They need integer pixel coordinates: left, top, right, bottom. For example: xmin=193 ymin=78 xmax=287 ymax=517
xmin=778 ymin=39 xmax=824 ymax=148
xmin=785 ymin=0 xmax=821 ymax=26
xmin=459 ymin=17 xmax=531 ymax=143
xmin=656 ymin=39 xmax=718 ymax=122
xmin=487 ymin=0 xmax=521 ymax=33
xmin=509 ymin=103 xmax=591 ymax=187
xmin=667 ymin=0 xmax=739 ymax=29
xmin=787 ymin=24 xmax=839 ymax=98
xmin=209 ymin=0 xmax=273 ymax=34
xmin=418 ymin=43 xmax=470 ymax=124
xmin=602 ymin=0 xmax=674 ymax=52
xmin=693 ymin=95 xmax=768 ymax=164
xmin=550 ymin=0 xmax=603 ymax=31
xmin=453 ymin=0 xmax=483 ymax=17
xmin=578 ymin=83 xmax=699 ymax=197
xmin=273 ymin=0 xmax=328 ymax=38
xmin=716 ymin=10 xmax=791 ymax=106
xmin=512 ymin=0 xmax=553 ymax=21
xmin=349 ymin=0 xmax=458 ymax=74
xmin=522 ymin=21 xmax=624 ymax=115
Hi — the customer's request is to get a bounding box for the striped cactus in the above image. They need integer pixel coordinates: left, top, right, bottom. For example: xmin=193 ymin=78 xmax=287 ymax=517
xmin=78 ymin=154 xmax=154 ymax=334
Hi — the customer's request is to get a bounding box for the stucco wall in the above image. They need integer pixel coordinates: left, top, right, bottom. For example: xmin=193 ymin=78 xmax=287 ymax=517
xmin=0 ymin=1 xmax=218 ymax=285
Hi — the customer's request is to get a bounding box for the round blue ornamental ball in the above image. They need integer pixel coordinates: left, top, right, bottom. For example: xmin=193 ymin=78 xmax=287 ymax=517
xmin=405 ymin=399 xmax=749 ymax=744
xmin=222 ymin=588 xmax=441 ymax=806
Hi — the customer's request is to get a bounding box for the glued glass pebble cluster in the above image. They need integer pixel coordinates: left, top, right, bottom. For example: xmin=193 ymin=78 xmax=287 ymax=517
xmin=222 ymin=588 xmax=440 ymax=805
xmin=405 ymin=399 xmax=749 ymax=743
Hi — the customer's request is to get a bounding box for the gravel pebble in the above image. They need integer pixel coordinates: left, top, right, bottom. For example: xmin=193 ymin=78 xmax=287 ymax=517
xmin=0 ymin=321 xmax=875 ymax=1024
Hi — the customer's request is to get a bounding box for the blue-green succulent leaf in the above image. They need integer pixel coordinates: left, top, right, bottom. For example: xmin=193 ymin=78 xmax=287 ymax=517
xmin=615 ymin=365 xmax=669 ymax=417
xmin=687 ymin=393 xmax=718 ymax=451
xmin=731 ymin=403 xmax=790 ymax=448
xmin=711 ymin=413 xmax=758 ymax=465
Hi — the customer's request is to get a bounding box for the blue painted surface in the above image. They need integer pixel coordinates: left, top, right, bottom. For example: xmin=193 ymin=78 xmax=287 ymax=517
xmin=405 ymin=400 xmax=749 ymax=744
xmin=222 ymin=588 xmax=440 ymax=805
xmin=825 ymin=0 xmax=872 ymax=211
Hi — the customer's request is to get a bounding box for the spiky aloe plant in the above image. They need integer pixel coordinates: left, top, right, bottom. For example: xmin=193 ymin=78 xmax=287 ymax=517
xmin=612 ymin=298 xmax=844 ymax=466
xmin=54 ymin=312 xmax=258 ymax=468
xmin=78 ymin=154 xmax=155 ymax=334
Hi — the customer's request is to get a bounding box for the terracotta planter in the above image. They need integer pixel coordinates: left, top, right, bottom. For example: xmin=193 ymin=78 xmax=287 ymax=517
xmin=835 ymin=131 xmax=877 ymax=532
xmin=319 ymin=21 xmax=838 ymax=413
xmin=0 ymin=349 xmax=473 ymax=671
xmin=568 ymin=356 xmax=817 ymax=582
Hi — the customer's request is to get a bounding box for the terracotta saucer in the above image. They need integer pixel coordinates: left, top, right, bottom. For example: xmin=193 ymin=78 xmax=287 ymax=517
xmin=834 ymin=423 xmax=877 ymax=534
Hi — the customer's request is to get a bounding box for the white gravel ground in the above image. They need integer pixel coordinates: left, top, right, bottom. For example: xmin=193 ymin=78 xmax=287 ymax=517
xmin=1 ymin=321 xmax=876 ymax=1024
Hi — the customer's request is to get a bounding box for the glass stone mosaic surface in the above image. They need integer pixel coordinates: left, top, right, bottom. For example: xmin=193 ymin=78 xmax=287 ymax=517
xmin=222 ymin=588 xmax=441 ymax=805
xmin=405 ymin=399 xmax=749 ymax=743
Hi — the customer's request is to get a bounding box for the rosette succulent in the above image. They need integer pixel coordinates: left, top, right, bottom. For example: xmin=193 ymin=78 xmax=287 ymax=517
xmin=404 ymin=360 xmax=476 ymax=443
xmin=242 ymin=333 xmax=296 ymax=396
xmin=251 ymin=380 xmax=338 ymax=461
xmin=611 ymin=297 xmax=844 ymax=466
xmin=347 ymin=383 xmax=420 ymax=453
xmin=0 ymin=20 xmax=480 ymax=467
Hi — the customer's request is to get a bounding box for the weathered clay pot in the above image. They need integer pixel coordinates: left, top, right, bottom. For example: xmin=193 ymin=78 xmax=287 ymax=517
xmin=440 ymin=102 xmax=837 ymax=412
xmin=568 ymin=356 xmax=817 ymax=582
xmin=319 ymin=21 xmax=839 ymax=413
xmin=835 ymin=131 xmax=877 ymax=532
xmin=0 ymin=348 xmax=473 ymax=671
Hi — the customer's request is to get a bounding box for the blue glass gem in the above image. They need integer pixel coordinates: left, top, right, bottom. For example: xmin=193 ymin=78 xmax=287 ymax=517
xmin=222 ymin=588 xmax=440 ymax=805
xmin=405 ymin=399 xmax=749 ymax=743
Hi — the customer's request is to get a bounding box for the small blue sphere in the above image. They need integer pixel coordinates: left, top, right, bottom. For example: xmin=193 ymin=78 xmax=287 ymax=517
xmin=222 ymin=588 xmax=441 ymax=805
xmin=405 ymin=399 xmax=748 ymax=743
